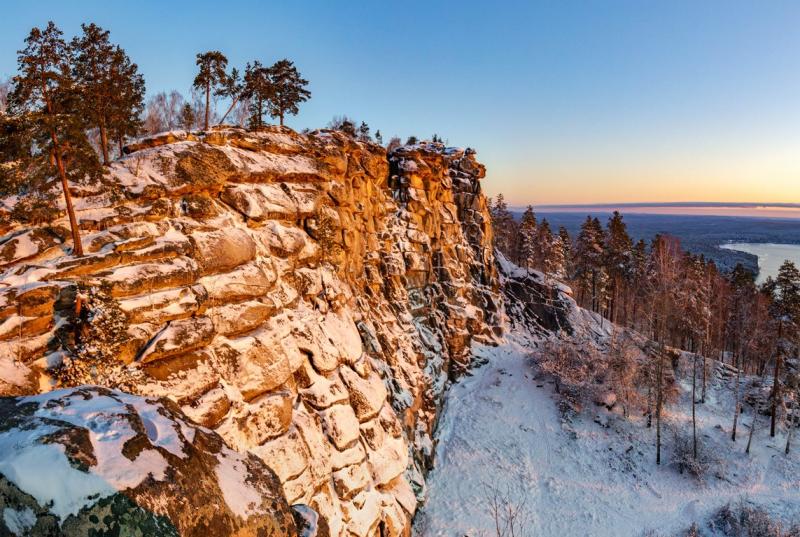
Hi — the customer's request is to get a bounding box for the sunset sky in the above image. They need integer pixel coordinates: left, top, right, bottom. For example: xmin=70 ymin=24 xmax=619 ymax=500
xmin=2 ymin=1 xmax=799 ymax=205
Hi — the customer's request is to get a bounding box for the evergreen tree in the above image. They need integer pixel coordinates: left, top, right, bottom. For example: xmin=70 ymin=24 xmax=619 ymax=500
xmin=193 ymin=51 xmax=228 ymax=130
xmin=242 ymin=61 xmax=271 ymax=129
xmin=604 ymin=210 xmax=633 ymax=322
xmin=179 ymin=102 xmax=196 ymax=130
xmin=71 ymin=23 xmax=144 ymax=165
xmin=558 ymin=226 xmax=572 ymax=275
xmin=406 ymin=135 xmax=418 ymax=145
xmin=107 ymin=47 xmax=145 ymax=155
xmin=374 ymin=129 xmax=383 ymax=145
xmin=769 ymin=260 xmax=800 ymax=437
xmin=490 ymin=194 xmax=517 ymax=261
xmin=535 ymin=218 xmax=559 ymax=275
xmin=574 ymin=216 xmax=605 ymax=311
xmin=265 ymin=59 xmax=310 ymax=126
xmin=517 ymin=205 xmax=537 ymax=268
xmin=358 ymin=121 xmax=371 ymax=142
xmin=9 ymin=21 xmax=101 ymax=256
xmin=774 ymin=260 xmax=800 ymax=322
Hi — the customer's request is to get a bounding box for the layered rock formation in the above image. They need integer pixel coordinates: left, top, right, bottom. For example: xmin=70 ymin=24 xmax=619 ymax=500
xmin=0 ymin=127 xmax=501 ymax=536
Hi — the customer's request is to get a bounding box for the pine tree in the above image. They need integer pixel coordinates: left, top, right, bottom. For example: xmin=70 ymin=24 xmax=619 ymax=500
xmin=604 ymin=211 xmax=633 ymax=322
xmin=558 ymin=226 xmax=572 ymax=275
xmin=574 ymin=216 xmax=605 ymax=311
xmin=768 ymin=260 xmax=800 ymax=437
xmin=490 ymin=194 xmax=517 ymax=261
xmin=534 ymin=218 xmax=554 ymax=273
xmin=9 ymin=21 xmax=101 ymax=256
xmin=179 ymin=102 xmax=196 ymax=130
xmin=406 ymin=135 xmax=418 ymax=145
xmin=107 ymin=47 xmax=145 ymax=155
xmin=374 ymin=129 xmax=383 ymax=145
xmin=193 ymin=51 xmax=228 ymax=130
xmin=265 ymin=59 xmax=310 ymax=126
xmin=71 ymin=23 xmax=144 ymax=165
xmin=358 ymin=121 xmax=371 ymax=142
xmin=242 ymin=61 xmax=271 ymax=129
xmin=517 ymin=205 xmax=537 ymax=269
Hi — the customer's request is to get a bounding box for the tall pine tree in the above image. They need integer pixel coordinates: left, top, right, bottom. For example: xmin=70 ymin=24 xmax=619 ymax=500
xmin=517 ymin=205 xmax=537 ymax=269
xmin=193 ymin=51 xmax=228 ymax=130
xmin=265 ymin=59 xmax=310 ymax=126
xmin=71 ymin=23 xmax=144 ymax=164
xmin=9 ymin=22 xmax=101 ymax=256
xmin=242 ymin=61 xmax=272 ymax=129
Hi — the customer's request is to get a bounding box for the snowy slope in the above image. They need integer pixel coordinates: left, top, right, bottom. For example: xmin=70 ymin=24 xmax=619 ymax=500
xmin=414 ymin=331 xmax=800 ymax=537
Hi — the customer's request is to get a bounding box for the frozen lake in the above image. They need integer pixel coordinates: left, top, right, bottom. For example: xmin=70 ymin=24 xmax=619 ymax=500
xmin=719 ymin=242 xmax=800 ymax=284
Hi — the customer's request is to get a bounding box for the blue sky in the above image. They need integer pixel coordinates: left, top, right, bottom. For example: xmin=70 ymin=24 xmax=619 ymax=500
xmin=2 ymin=1 xmax=800 ymax=205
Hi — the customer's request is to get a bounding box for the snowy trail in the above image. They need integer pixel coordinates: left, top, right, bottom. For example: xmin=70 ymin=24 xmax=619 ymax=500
xmin=413 ymin=335 xmax=800 ymax=537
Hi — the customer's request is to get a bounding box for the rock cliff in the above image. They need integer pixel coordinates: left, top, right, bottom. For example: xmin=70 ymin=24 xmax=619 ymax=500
xmin=0 ymin=126 xmax=501 ymax=536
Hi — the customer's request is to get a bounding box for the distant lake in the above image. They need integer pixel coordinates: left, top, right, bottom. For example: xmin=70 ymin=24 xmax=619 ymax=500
xmin=719 ymin=243 xmax=800 ymax=284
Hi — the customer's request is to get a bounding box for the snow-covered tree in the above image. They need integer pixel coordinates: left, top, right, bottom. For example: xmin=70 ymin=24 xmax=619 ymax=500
xmin=517 ymin=205 xmax=537 ymax=269
xmin=490 ymin=194 xmax=517 ymax=262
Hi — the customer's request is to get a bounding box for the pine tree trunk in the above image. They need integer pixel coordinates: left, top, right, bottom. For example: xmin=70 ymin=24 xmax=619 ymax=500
xmin=771 ymin=353 xmax=782 ymax=438
xmin=205 ymin=82 xmax=210 ymax=131
xmin=99 ymin=122 xmax=110 ymax=166
xmin=746 ymin=409 xmax=757 ymax=454
xmin=40 ymin=79 xmax=83 ymax=257
xmin=51 ymin=131 xmax=83 ymax=257
xmin=732 ymin=351 xmax=741 ymax=441
xmin=786 ymin=397 xmax=795 ymax=455
xmin=656 ymin=348 xmax=663 ymax=465
xmin=701 ymin=354 xmax=707 ymax=403
xmin=217 ymin=96 xmax=239 ymax=125
xmin=118 ymin=137 xmax=124 ymax=157
xmin=280 ymin=111 xmax=284 ymax=126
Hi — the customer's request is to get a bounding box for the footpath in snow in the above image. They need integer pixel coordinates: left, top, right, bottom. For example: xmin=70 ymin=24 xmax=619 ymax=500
xmin=413 ymin=333 xmax=800 ymax=537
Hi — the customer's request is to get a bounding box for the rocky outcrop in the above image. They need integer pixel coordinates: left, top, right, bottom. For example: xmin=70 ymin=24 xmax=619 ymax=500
xmin=0 ymin=126 xmax=501 ymax=536
xmin=0 ymin=386 xmax=297 ymax=537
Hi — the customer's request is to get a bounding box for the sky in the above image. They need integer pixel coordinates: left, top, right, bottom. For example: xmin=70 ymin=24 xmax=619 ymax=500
xmin=2 ymin=0 xmax=800 ymax=206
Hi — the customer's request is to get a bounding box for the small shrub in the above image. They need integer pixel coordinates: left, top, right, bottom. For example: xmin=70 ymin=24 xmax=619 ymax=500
xmin=709 ymin=501 xmax=799 ymax=537
xmin=669 ymin=425 xmax=719 ymax=480
xmin=57 ymin=283 xmax=129 ymax=385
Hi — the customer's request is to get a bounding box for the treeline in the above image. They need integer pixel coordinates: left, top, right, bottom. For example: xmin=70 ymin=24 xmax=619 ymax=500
xmin=492 ymin=194 xmax=800 ymax=457
xmin=0 ymin=21 xmax=312 ymax=257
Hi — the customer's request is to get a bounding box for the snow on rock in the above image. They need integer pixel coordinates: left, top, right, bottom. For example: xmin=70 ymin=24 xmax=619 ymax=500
xmin=0 ymin=386 xmax=297 ymax=536
xmin=0 ymin=126 xmax=501 ymax=536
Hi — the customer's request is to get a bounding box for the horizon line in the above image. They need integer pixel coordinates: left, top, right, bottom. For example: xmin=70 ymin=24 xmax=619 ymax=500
xmin=511 ymin=202 xmax=800 ymax=209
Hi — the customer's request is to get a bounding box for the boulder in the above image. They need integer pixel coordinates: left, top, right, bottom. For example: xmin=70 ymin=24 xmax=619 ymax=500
xmin=189 ymin=227 xmax=256 ymax=275
xmin=0 ymin=387 xmax=298 ymax=537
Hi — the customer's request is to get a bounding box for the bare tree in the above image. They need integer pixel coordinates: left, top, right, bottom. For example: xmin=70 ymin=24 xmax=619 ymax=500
xmin=482 ymin=481 xmax=531 ymax=537
xmin=0 ymin=78 xmax=10 ymax=114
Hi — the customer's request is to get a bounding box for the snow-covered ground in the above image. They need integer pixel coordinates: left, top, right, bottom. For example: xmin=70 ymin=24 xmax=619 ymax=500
xmin=414 ymin=331 xmax=800 ymax=537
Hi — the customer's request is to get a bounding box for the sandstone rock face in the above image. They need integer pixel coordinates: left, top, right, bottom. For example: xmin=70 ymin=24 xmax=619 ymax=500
xmin=0 ymin=126 xmax=501 ymax=535
xmin=0 ymin=386 xmax=297 ymax=537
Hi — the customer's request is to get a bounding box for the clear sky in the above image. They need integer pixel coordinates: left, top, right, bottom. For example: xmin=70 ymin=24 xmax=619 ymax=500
xmin=2 ymin=1 xmax=799 ymax=205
